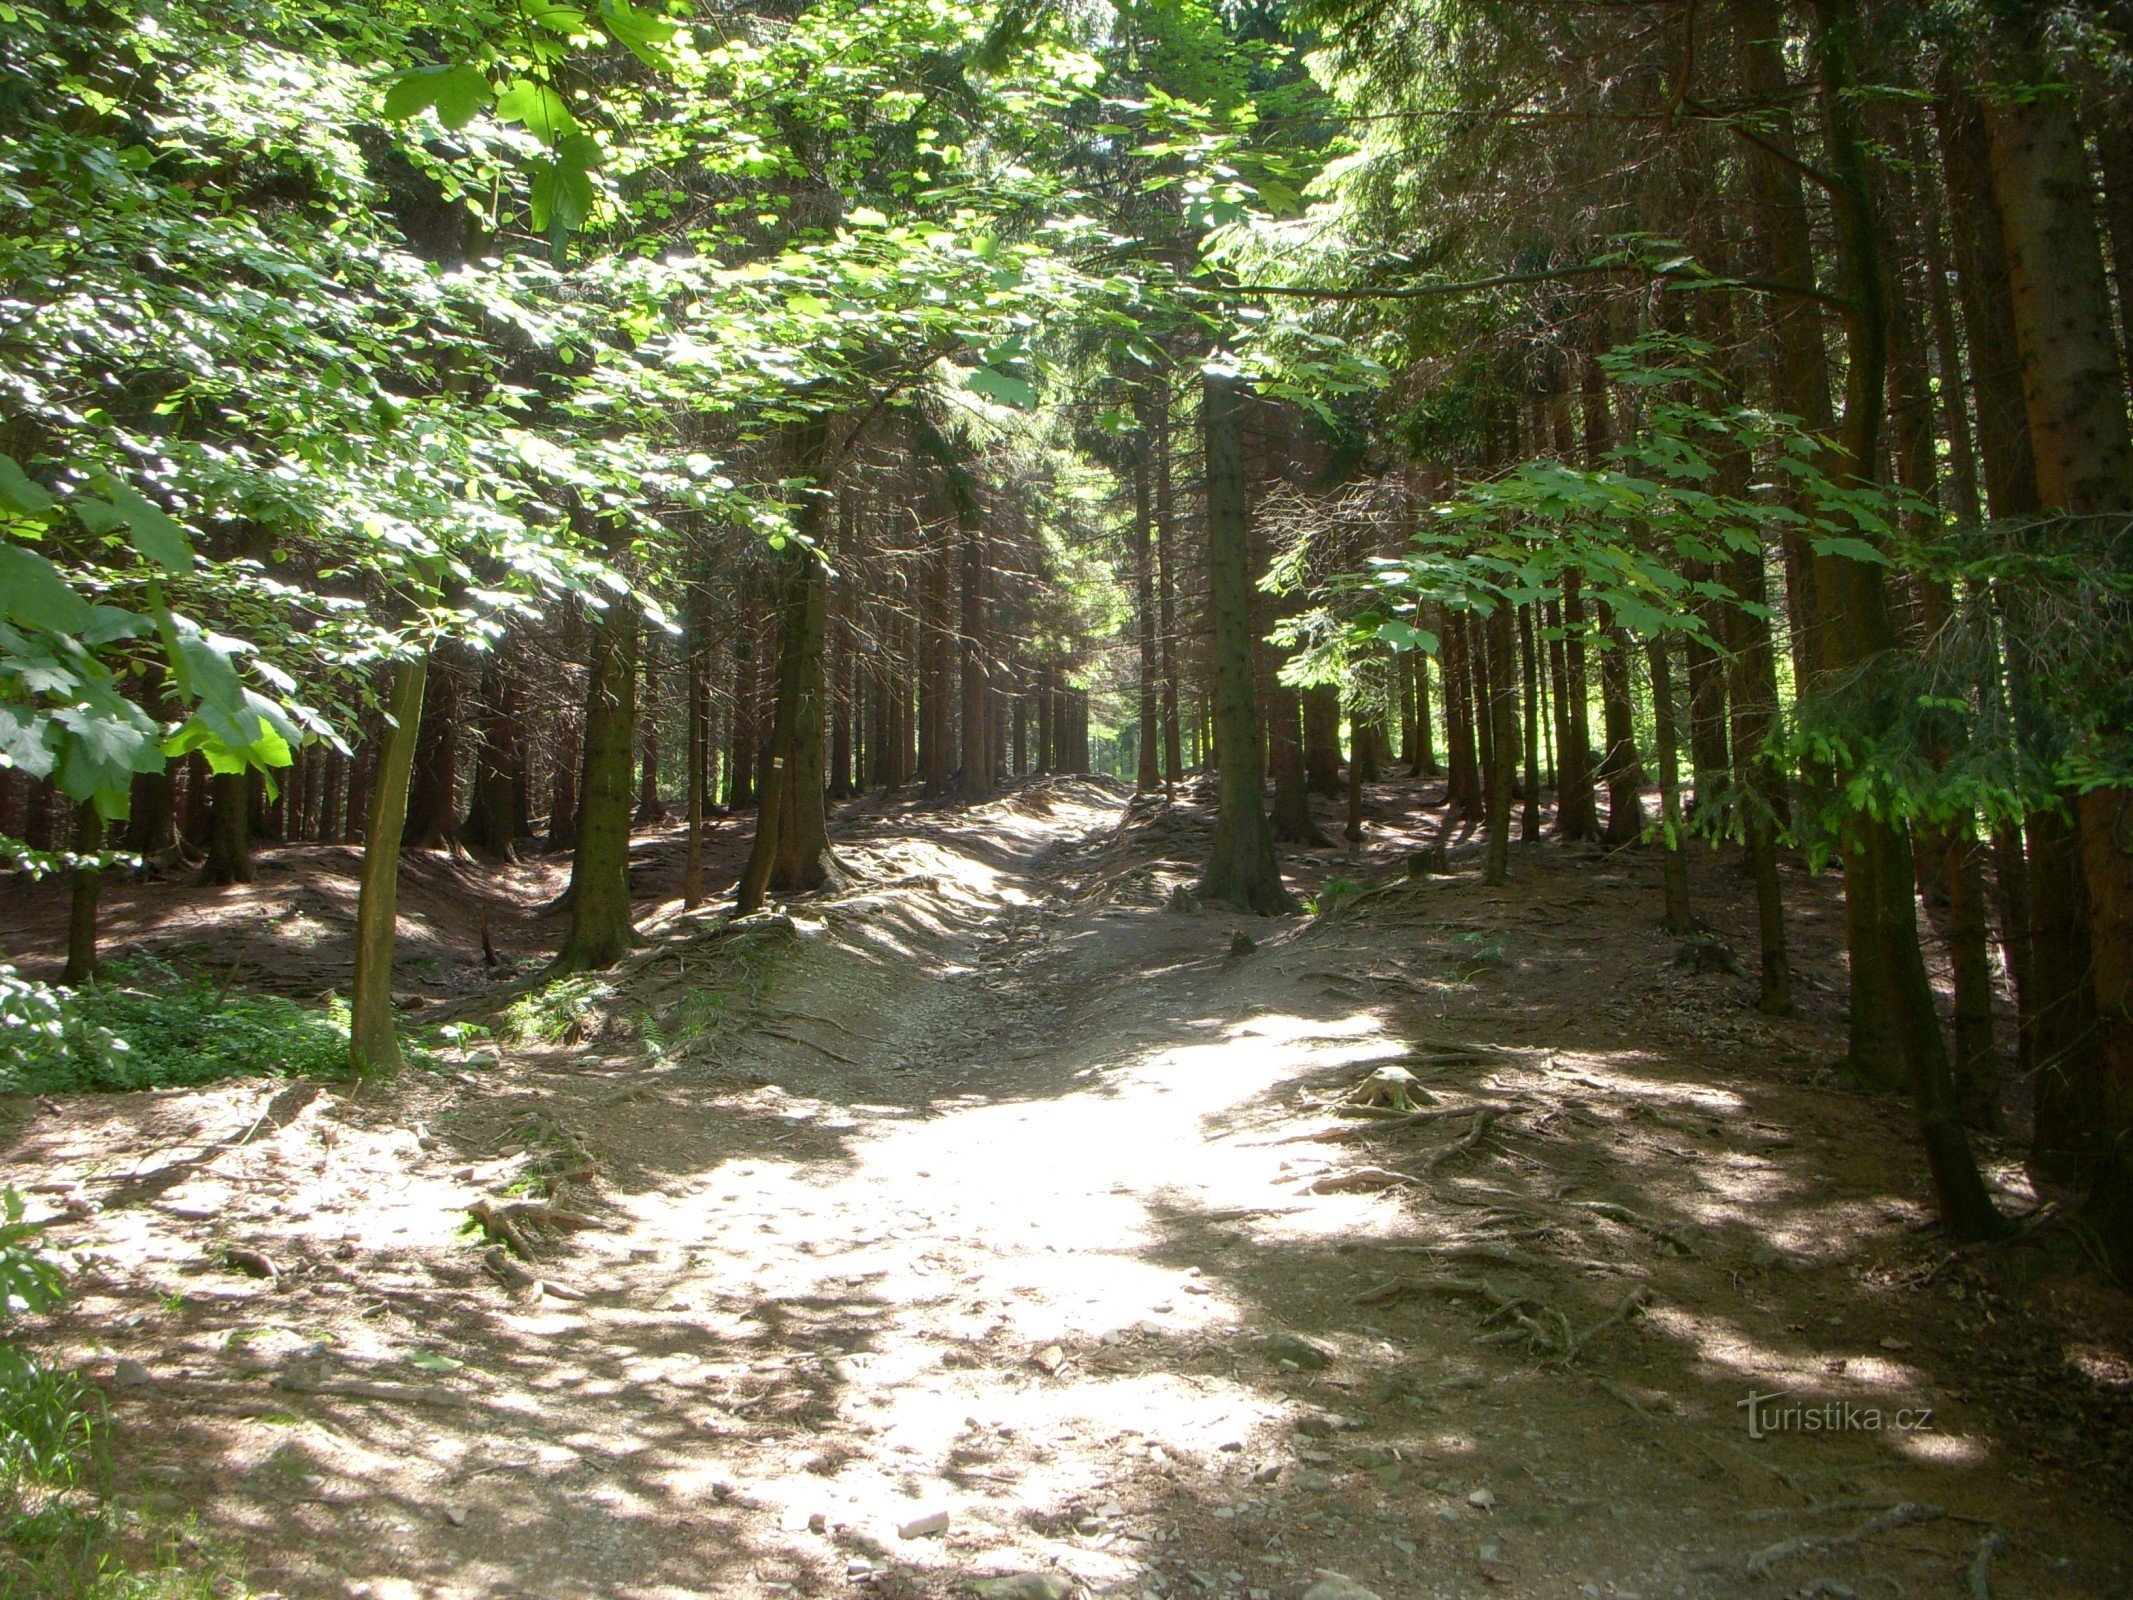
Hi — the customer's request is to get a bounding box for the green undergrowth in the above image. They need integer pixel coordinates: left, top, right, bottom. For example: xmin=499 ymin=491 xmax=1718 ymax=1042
xmin=0 ymin=956 xmax=474 ymax=1096
xmin=0 ymin=1192 xmax=247 ymax=1599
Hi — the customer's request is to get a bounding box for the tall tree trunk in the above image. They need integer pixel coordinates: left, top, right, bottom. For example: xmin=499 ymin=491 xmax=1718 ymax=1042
xmin=636 ymin=636 xmax=666 ymax=825
xmin=1154 ymin=372 xmax=1184 ymax=785
xmin=738 ymin=426 xmax=844 ymax=909
xmin=1302 ymin=686 xmax=1343 ymax=795
xmin=350 ymin=655 xmax=428 ymax=1076
xmin=959 ymin=493 xmax=991 ymax=800
xmin=1133 ymin=449 xmax=1161 ymax=794
xmin=1197 ymin=372 xmax=1291 ymax=914
xmin=553 ymin=596 xmax=640 ymax=974
xmin=1556 ymin=575 xmax=1598 ymax=840
xmin=199 ymin=772 xmax=252 ymax=885
xmin=1985 ymin=32 xmax=2133 ymax=1260
xmin=1597 ymin=617 xmax=1645 ymax=848
xmin=1482 ymin=605 xmax=1517 ymax=884
xmin=1647 ymin=637 xmax=1691 ymax=935
xmin=462 ymin=652 xmax=520 ymax=861
xmin=400 ymin=650 xmax=460 ymax=851
xmin=1518 ymin=605 xmax=1542 ymax=840
xmin=1413 ymin=653 xmax=1438 ymax=777
xmin=1815 ymin=0 xmax=2004 ymax=1238
xmin=60 ymin=803 xmax=101 ymax=986
xmin=684 ymin=594 xmax=709 ymax=911
xmin=1727 ymin=539 xmax=1793 ymax=1015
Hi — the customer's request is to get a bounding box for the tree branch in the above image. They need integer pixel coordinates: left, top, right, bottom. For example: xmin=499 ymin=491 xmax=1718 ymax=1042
xmin=1209 ymin=260 xmax=1853 ymax=313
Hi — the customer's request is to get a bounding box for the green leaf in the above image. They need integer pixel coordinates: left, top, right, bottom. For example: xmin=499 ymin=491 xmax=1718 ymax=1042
xmin=104 ymin=482 xmax=195 ymax=574
xmin=496 ymin=79 xmax=578 ymax=142
xmin=408 ymin=1351 xmax=463 ymax=1373
xmin=0 ymin=707 xmax=55 ymax=779
xmin=384 ymin=63 xmax=494 ymax=128
xmin=0 ymin=545 xmax=94 ymax=634
xmin=1375 ymin=619 xmax=1439 ymax=655
xmin=530 ymin=155 xmax=596 ymax=233
xmin=598 ymin=0 xmax=675 ymax=69
xmin=0 ymin=454 xmax=54 ymax=517
xmin=966 ymin=366 xmax=1036 ymax=408
xmin=1810 ymin=535 xmax=1890 ymax=566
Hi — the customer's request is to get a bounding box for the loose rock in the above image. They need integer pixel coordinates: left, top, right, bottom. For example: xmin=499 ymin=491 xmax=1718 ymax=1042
xmin=972 ymin=1577 xmax=1074 ymax=1600
xmin=1300 ymin=1575 xmax=1382 ymax=1600
xmin=1258 ymin=1333 xmax=1331 ymax=1371
xmin=899 ymin=1510 xmax=951 ymax=1540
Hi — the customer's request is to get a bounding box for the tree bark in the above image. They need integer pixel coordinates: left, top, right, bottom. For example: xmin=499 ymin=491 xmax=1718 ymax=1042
xmin=1647 ymin=637 xmax=1691 ymax=935
xmin=350 ymin=654 xmax=428 ymax=1076
xmin=1197 ymin=372 xmax=1292 ymax=915
xmin=199 ymin=772 xmax=252 ymax=885
xmin=60 ymin=803 xmax=101 ymax=986
xmin=552 ymin=595 xmax=640 ymax=974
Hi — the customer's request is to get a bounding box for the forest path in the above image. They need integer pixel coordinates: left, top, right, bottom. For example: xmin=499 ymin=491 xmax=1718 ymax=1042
xmin=8 ymin=778 xmax=2132 ymax=1600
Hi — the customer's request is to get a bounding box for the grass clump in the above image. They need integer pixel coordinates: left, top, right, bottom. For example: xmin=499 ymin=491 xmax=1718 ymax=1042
xmin=0 ymin=958 xmax=349 ymax=1095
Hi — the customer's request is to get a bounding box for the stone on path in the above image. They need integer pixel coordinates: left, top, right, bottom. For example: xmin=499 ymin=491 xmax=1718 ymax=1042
xmin=971 ymin=1576 xmax=1075 ymax=1600
xmin=1300 ymin=1575 xmax=1381 ymax=1600
xmin=1257 ymin=1333 xmax=1330 ymax=1370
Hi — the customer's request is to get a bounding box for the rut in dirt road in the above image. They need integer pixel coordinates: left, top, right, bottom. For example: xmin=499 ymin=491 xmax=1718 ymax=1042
xmin=12 ymin=780 xmax=2132 ymax=1600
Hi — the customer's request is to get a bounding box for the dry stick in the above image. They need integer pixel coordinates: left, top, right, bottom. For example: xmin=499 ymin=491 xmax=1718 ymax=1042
xmin=1745 ymin=1502 xmax=1945 ymax=1580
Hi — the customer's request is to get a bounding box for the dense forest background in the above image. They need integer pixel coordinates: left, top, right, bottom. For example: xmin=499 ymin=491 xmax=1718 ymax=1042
xmin=3 ymin=0 xmax=2133 ymax=1593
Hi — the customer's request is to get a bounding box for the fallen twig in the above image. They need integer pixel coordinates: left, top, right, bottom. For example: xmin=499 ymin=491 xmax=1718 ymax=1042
xmin=1745 ymin=1502 xmax=1944 ymax=1579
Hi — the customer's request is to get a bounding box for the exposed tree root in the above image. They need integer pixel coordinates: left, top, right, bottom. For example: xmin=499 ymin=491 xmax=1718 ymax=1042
xmin=468 ymin=1198 xmax=598 ymax=1260
xmin=1356 ymin=1275 xmax=1652 ymax=1365
xmin=1568 ymin=1199 xmax=1699 ymax=1255
xmin=1745 ymin=1502 xmax=1945 ymax=1580
xmin=1968 ymin=1531 xmax=2004 ymax=1600
xmin=1416 ymin=1107 xmax=1501 ymax=1174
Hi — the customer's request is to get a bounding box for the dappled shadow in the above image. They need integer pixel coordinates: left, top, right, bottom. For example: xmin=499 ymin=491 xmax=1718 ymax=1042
xmin=9 ymin=774 xmax=2131 ymax=1599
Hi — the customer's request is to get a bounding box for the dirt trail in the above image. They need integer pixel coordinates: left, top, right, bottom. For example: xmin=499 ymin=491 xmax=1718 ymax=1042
xmin=6 ymin=779 xmax=2131 ymax=1600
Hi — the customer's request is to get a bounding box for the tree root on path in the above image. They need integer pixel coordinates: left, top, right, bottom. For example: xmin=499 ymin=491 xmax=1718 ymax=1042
xmin=1567 ymin=1199 xmax=1700 ymax=1255
xmin=468 ymin=1198 xmax=598 ymax=1260
xmin=1968 ymin=1531 xmax=2004 ymax=1600
xmin=1304 ymin=1101 xmax=1520 ymax=1143
xmin=1416 ymin=1108 xmax=1501 ymax=1174
xmin=1355 ymin=1275 xmax=1652 ymax=1364
xmin=1744 ymin=1502 xmax=1944 ymax=1580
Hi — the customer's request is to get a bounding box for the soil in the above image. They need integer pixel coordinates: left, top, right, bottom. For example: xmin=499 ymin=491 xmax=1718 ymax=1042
xmin=4 ymin=776 xmax=2130 ymax=1600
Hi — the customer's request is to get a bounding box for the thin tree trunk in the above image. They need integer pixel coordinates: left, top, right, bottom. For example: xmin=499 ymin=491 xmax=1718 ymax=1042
xmin=60 ymin=803 xmax=101 ymax=986
xmin=1482 ymin=605 xmax=1517 ymax=884
xmin=1647 ymin=637 xmax=1691 ymax=935
xmin=350 ymin=655 xmax=428 ymax=1076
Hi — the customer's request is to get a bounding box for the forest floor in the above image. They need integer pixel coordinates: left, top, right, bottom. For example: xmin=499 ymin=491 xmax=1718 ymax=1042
xmin=4 ymin=776 xmax=2132 ymax=1600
